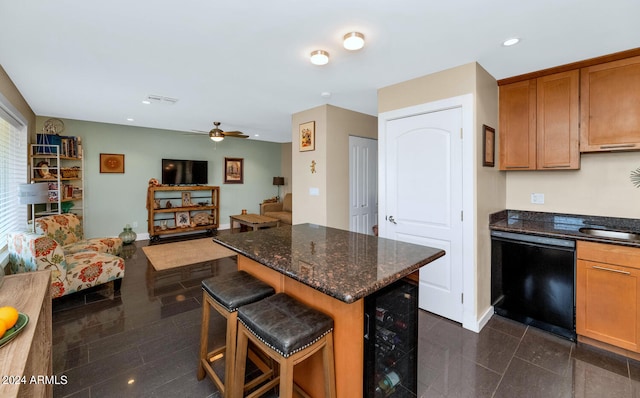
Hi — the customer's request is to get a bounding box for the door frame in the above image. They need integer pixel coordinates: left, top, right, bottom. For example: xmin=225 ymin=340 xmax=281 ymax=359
xmin=378 ymin=94 xmax=478 ymax=332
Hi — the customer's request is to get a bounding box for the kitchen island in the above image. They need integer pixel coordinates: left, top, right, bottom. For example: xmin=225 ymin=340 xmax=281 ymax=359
xmin=213 ymin=223 xmax=445 ymax=398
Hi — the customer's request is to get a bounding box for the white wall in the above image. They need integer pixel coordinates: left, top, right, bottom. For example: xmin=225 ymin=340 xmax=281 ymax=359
xmin=506 ymin=151 xmax=640 ymax=219
xmin=290 ymin=105 xmax=377 ymax=229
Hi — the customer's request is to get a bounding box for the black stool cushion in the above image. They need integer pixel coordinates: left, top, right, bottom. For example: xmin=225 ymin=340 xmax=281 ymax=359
xmin=202 ymin=271 xmax=275 ymax=312
xmin=238 ymin=293 xmax=334 ymax=358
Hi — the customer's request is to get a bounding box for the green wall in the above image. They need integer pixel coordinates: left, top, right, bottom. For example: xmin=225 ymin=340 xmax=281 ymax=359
xmin=36 ymin=117 xmax=283 ymax=239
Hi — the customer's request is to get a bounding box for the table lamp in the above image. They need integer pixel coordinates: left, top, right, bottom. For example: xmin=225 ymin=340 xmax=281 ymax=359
xmin=19 ymin=183 xmax=48 ymax=232
xmin=273 ymin=177 xmax=285 ymax=201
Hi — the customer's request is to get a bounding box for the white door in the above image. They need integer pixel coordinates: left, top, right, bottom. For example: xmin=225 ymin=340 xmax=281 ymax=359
xmin=349 ymin=136 xmax=378 ymax=235
xmin=381 ymin=107 xmax=464 ymax=322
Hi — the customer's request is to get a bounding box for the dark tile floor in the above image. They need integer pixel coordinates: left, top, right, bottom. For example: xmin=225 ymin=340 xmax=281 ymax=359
xmin=52 ymin=237 xmax=640 ymax=397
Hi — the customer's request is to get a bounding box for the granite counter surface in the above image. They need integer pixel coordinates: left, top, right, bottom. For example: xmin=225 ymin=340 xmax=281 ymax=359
xmin=212 ymin=223 xmax=445 ymax=304
xmin=489 ymin=210 xmax=640 ymax=248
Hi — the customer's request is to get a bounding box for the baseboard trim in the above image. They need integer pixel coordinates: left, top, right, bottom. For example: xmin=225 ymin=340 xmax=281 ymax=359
xmin=578 ymin=335 xmax=640 ymax=361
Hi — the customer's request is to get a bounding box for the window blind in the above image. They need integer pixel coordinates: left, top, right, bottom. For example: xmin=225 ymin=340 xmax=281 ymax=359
xmin=0 ymin=104 xmax=27 ymax=262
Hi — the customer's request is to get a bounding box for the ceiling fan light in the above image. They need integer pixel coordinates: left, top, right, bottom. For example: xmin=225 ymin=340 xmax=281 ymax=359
xmin=209 ymin=131 xmax=224 ymax=142
xmin=310 ymin=50 xmax=329 ymax=65
xmin=343 ymin=32 xmax=365 ymax=50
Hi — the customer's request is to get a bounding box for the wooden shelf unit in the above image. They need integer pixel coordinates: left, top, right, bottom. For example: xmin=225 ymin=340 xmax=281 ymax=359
xmin=30 ymin=143 xmax=84 ymax=222
xmin=147 ymin=185 xmax=220 ymax=242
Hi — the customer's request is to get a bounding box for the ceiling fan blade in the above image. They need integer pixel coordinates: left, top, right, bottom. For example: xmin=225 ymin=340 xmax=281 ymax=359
xmin=222 ymin=132 xmax=249 ymax=138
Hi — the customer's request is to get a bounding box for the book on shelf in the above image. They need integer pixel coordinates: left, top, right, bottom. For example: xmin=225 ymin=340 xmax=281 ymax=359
xmin=35 ymin=134 xmax=81 ymax=158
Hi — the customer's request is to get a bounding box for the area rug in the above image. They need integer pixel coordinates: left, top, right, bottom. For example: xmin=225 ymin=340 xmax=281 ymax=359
xmin=142 ymin=238 xmax=237 ymax=271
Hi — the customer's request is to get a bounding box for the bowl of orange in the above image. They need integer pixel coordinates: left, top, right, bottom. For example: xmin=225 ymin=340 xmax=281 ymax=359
xmin=0 ymin=306 xmax=29 ymax=348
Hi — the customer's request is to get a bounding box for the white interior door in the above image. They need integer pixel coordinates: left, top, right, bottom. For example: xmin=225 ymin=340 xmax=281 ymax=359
xmin=349 ymin=136 xmax=378 ymax=235
xmin=380 ymin=107 xmax=464 ymax=322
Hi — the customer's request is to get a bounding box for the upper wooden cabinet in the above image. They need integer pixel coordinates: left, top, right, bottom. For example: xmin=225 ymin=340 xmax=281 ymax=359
xmin=580 ymin=56 xmax=640 ymax=152
xmin=499 ymin=70 xmax=580 ymax=170
xmin=499 ymin=79 xmax=536 ymax=170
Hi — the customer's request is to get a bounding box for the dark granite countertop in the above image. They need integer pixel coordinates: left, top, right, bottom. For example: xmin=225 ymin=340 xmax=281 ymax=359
xmin=212 ymin=223 xmax=445 ymax=304
xmin=489 ymin=210 xmax=640 ymax=248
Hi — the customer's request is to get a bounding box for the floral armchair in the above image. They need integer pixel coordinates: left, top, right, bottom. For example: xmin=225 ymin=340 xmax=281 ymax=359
xmin=34 ymin=213 xmax=122 ymax=255
xmin=7 ymin=214 xmax=125 ymax=298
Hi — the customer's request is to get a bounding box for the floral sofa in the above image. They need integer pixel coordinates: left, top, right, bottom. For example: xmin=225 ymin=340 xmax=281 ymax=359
xmin=7 ymin=214 xmax=125 ymax=298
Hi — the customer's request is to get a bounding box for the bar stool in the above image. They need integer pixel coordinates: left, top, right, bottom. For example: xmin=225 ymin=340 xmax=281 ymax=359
xmin=198 ymin=271 xmax=276 ymax=397
xmin=232 ymin=292 xmax=337 ymax=398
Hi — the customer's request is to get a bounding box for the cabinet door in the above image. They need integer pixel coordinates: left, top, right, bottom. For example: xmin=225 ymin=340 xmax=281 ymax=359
xmin=536 ymin=70 xmax=580 ymax=169
xmin=499 ymin=80 xmax=537 ymax=170
xmin=580 ymin=55 xmax=640 ymax=152
xmin=576 ymin=259 xmax=640 ymax=352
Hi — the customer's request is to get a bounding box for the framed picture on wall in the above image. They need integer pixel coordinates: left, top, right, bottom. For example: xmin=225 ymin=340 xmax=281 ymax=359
xmin=482 ymin=125 xmax=495 ymax=167
xmin=100 ymin=153 xmax=125 ymax=173
xmin=299 ymin=121 xmax=315 ymax=152
xmin=224 ymin=157 xmax=244 ymax=184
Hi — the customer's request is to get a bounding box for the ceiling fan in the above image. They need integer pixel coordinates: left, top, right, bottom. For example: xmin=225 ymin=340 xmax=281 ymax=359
xmin=193 ymin=122 xmax=249 ymax=142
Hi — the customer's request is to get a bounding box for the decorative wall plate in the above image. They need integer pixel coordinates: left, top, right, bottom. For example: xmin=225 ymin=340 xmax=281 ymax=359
xmin=43 ymin=118 xmax=65 ymax=135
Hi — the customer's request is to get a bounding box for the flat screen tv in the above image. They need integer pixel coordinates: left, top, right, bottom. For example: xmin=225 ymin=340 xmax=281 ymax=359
xmin=162 ymin=159 xmax=208 ymax=185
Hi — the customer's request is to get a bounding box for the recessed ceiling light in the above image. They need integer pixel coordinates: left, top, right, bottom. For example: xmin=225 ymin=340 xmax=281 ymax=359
xmin=126 ymin=118 xmax=134 ymax=122
xmin=320 ymin=92 xmax=331 ymax=98
xmin=343 ymin=32 xmax=365 ymax=51
xmin=254 ymin=134 xmax=259 ymax=137
xmin=310 ymin=50 xmax=330 ymax=66
xmin=141 ymin=100 xmax=151 ymax=105
xmin=502 ymin=38 xmax=520 ymax=47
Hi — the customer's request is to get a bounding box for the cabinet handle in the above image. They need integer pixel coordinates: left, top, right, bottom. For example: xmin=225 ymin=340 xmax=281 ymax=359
xmin=592 ymin=265 xmax=630 ymax=275
xmin=599 ymin=144 xmax=636 ymax=150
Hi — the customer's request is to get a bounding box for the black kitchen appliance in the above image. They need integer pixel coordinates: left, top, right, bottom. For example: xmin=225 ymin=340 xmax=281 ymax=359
xmin=364 ymin=277 xmax=418 ymax=397
xmin=491 ymin=230 xmax=576 ymax=341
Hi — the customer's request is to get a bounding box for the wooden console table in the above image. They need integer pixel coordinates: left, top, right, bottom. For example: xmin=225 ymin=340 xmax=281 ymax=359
xmin=0 ymin=271 xmax=52 ymax=398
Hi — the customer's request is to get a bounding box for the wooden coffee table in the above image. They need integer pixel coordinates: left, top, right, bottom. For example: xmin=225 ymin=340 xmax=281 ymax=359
xmin=229 ymin=213 xmax=279 ymax=233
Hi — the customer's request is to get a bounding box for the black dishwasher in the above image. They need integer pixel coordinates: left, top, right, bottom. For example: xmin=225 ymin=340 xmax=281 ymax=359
xmin=491 ymin=230 xmax=576 ymax=340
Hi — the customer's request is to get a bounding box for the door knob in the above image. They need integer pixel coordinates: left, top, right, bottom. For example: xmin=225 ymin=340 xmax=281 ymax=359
xmin=388 ymin=216 xmax=397 ymax=224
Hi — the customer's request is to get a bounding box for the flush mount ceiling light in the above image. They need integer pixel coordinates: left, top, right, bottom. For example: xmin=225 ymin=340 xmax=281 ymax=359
xmin=310 ymin=50 xmax=330 ymax=65
xmin=343 ymin=31 xmax=365 ymax=50
xmin=502 ymin=37 xmax=520 ymax=47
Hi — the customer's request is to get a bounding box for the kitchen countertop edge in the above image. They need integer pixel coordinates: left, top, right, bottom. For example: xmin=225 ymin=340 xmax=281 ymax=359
xmin=213 ymin=229 xmax=445 ymax=304
xmin=489 ymin=210 xmax=640 ymax=248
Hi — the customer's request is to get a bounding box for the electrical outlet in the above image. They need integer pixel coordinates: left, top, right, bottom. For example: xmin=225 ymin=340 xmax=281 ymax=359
xmin=530 ymin=193 xmax=545 ymax=205
xmin=132 ymin=221 xmax=138 ymax=228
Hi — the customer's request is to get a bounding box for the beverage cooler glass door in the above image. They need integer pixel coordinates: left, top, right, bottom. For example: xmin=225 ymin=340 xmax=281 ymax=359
xmin=364 ymin=278 xmax=418 ymax=397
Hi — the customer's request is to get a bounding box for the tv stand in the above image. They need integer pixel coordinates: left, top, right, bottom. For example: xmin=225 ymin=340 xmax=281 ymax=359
xmin=147 ymin=185 xmax=220 ymax=242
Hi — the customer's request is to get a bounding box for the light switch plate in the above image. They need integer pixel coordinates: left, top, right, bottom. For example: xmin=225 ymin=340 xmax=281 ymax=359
xmin=531 ymin=193 xmax=545 ymax=204
xmin=309 ymin=187 xmax=319 ymax=196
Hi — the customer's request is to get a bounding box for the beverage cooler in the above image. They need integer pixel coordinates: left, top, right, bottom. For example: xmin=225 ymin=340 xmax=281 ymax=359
xmin=364 ymin=277 xmax=418 ymax=397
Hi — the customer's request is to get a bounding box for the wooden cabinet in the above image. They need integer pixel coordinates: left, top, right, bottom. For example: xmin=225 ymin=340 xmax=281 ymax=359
xmin=499 ymin=79 xmax=536 ymax=170
xmin=499 ymin=70 xmax=579 ymax=170
xmin=0 ymin=271 xmax=52 ymax=398
xmin=576 ymin=241 xmax=640 ymax=352
xmin=536 ymin=71 xmax=580 ymax=169
xmin=147 ymin=185 xmax=219 ymax=242
xmin=30 ymin=142 xmax=84 ymax=223
xmin=580 ymin=55 xmax=640 ymax=152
